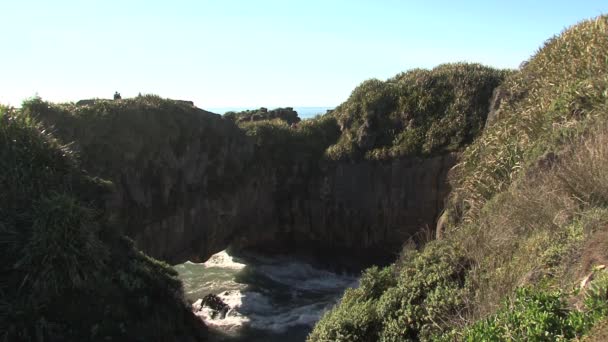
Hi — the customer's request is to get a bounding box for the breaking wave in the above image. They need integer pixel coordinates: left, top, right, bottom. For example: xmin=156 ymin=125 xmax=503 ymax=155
xmin=175 ymin=250 xmax=359 ymax=340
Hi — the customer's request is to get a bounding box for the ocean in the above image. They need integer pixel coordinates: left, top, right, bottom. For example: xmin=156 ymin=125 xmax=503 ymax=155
xmin=174 ymin=250 xmax=358 ymax=341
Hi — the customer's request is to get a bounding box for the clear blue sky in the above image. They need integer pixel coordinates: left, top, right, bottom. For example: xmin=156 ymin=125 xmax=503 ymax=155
xmin=1 ymin=0 xmax=606 ymax=108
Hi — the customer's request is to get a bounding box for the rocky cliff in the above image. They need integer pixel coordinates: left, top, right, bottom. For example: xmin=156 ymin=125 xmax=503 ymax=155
xmin=233 ymin=154 xmax=457 ymax=263
xmin=2 ymin=101 xmax=207 ymax=341
xmin=30 ymin=63 xmax=505 ymax=264
xmin=31 ymin=96 xmax=257 ymax=263
xmin=30 ymin=96 xmax=456 ymax=264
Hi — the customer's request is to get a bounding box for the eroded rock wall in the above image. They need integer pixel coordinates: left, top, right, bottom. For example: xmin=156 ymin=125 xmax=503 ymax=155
xmin=37 ymin=99 xmax=457 ymax=264
xmin=233 ymin=154 xmax=457 ymax=262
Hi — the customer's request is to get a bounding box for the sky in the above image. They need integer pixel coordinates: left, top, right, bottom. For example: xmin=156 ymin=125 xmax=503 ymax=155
xmin=1 ymin=1 xmax=606 ymax=109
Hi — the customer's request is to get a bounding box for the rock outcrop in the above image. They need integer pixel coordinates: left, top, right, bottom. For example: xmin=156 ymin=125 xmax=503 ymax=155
xmin=34 ymin=96 xmax=458 ymax=264
xmin=233 ymin=154 xmax=457 ymax=262
xmin=34 ymin=97 xmax=256 ymax=263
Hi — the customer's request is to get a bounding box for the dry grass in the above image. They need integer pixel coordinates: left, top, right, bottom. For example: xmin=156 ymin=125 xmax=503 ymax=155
xmin=446 ymin=121 xmax=608 ymax=323
xmin=559 ymin=125 xmax=608 ymax=207
xmin=582 ymin=318 xmax=608 ymax=341
xmin=308 ymin=15 xmax=608 ymax=340
xmin=448 ymin=16 xmax=608 ymax=226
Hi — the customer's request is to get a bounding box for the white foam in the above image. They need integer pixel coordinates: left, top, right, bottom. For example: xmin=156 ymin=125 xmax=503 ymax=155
xmin=247 ymin=301 xmax=330 ymax=332
xmin=203 ymin=250 xmax=246 ymax=270
xmin=195 ymin=306 xmax=250 ymax=331
xmin=193 ymin=290 xmax=251 ymax=331
xmin=187 ymin=251 xmax=360 ymax=335
xmin=258 ymin=261 xmax=358 ymax=292
xmin=193 ymin=288 xmax=345 ymax=333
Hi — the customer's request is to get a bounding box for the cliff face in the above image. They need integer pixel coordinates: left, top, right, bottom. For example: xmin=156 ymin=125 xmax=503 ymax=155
xmin=33 ymin=97 xmax=456 ymax=264
xmin=32 ymin=97 xmax=256 ymax=263
xmin=233 ymin=154 xmax=457 ymax=261
xmin=4 ymin=100 xmax=208 ymax=341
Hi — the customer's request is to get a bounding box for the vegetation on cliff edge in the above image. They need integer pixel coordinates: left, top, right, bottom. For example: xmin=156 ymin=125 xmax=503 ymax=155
xmin=224 ymin=106 xmax=301 ymax=125
xmin=0 ymin=104 xmax=206 ymax=341
xmin=325 ymin=63 xmax=509 ymax=161
xmin=309 ymin=15 xmax=608 ymax=341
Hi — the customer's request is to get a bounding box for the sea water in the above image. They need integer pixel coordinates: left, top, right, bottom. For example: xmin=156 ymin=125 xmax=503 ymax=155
xmin=174 ymin=250 xmax=359 ymax=341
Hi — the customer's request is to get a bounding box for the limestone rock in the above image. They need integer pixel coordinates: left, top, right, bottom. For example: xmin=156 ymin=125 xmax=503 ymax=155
xmin=38 ymin=98 xmax=458 ymax=264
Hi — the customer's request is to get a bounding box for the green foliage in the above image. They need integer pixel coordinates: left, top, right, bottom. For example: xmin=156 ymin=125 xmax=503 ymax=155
xmin=308 ymin=242 xmax=469 ymax=342
xmin=377 ymin=242 xmax=469 ymax=341
xmin=17 ymin=193 xmax=107 ymax=294
xmin=358 ymin=266 xmax=396 ymax=300
xmin=459 ymin=284 xmax=608 ymax=341
xmin=585 ymin=272 xmax=608 ymax=319
xmin=0 ymin=107 xmax=204 ymax=341
xmin=308 ymin=295 xmax=380 ymax=342
xmin=326 ymin=63 xmax=509 ymax=161
xmin=225 ymin=106 xmax=301 ymax=125
xmin=308 ymin=266 xmax=396 ymax=342
xmin=240 ymin=113 xmax=340 ymax=170
xmin=449 ymin=15 xmax=608 ymax=224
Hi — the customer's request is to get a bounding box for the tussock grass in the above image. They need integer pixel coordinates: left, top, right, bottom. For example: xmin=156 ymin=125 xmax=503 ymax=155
xmin=448 ymin=15 xmax=608 ymax=225
xmin=310 ymin=15 xmax=608 ymax=341
xmin=0 ymin=103 xmax=205 ymax=341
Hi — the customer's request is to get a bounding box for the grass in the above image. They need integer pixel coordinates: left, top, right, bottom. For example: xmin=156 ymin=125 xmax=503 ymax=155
xmin=447 ymin=15 xmax=608 ymax=225
xmin=309 ymin=15 xmax=608 ymax=342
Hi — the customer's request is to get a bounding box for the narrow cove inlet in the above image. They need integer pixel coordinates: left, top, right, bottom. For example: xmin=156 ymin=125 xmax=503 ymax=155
xmin=175 ymin=250 xmax=359 ymax=341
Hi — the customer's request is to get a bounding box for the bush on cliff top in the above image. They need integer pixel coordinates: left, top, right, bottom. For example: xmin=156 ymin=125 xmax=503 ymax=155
xmin=310 ymin=15 xmax=608 ymax=342
xmin=0 ymin=105 xmax=205 ymax=341
xmin=22 ymin=95 xmax=253 ymax=248
xmin=239 ymin=112 xmax=340 ymax=169
xmin=22 ymin=94 xmax=248 ymax=185
xmin=325 ymin=63 xmax=509 ymax=161
xmin=225 ymin=106 xmax=301 ymax=125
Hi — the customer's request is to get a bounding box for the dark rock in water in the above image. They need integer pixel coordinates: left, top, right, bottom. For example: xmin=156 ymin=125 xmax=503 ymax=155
xmin=201 ymin=294 xmax=230 ymax=319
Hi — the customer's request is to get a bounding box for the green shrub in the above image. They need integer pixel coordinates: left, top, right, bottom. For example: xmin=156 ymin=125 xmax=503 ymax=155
xmin=326 ymin=63 xmax=509 ymax=161
xmin=460 ymin=284 xmax=608 ymax=341
xmin=358 ymin=266 xmax=396 ymax=300
xmin=377 ymin=242 xmax=469 ymax=341
xmin=225 ymin=106 xmax=301 ymax=125
xmin=308 ymin=295 xmax=380 ymax=342
xmin=309 ymin=242 xmax=469 ymax=342
xmin=240 ymin=113 xmax=340 ymax=171
xmin=585 ymin=272 xmax=608 ymax=319
xmin=0 ymin=105 xmax=204 ymax=341
xmin=17 ymin=193 xmax=107 ymax=294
